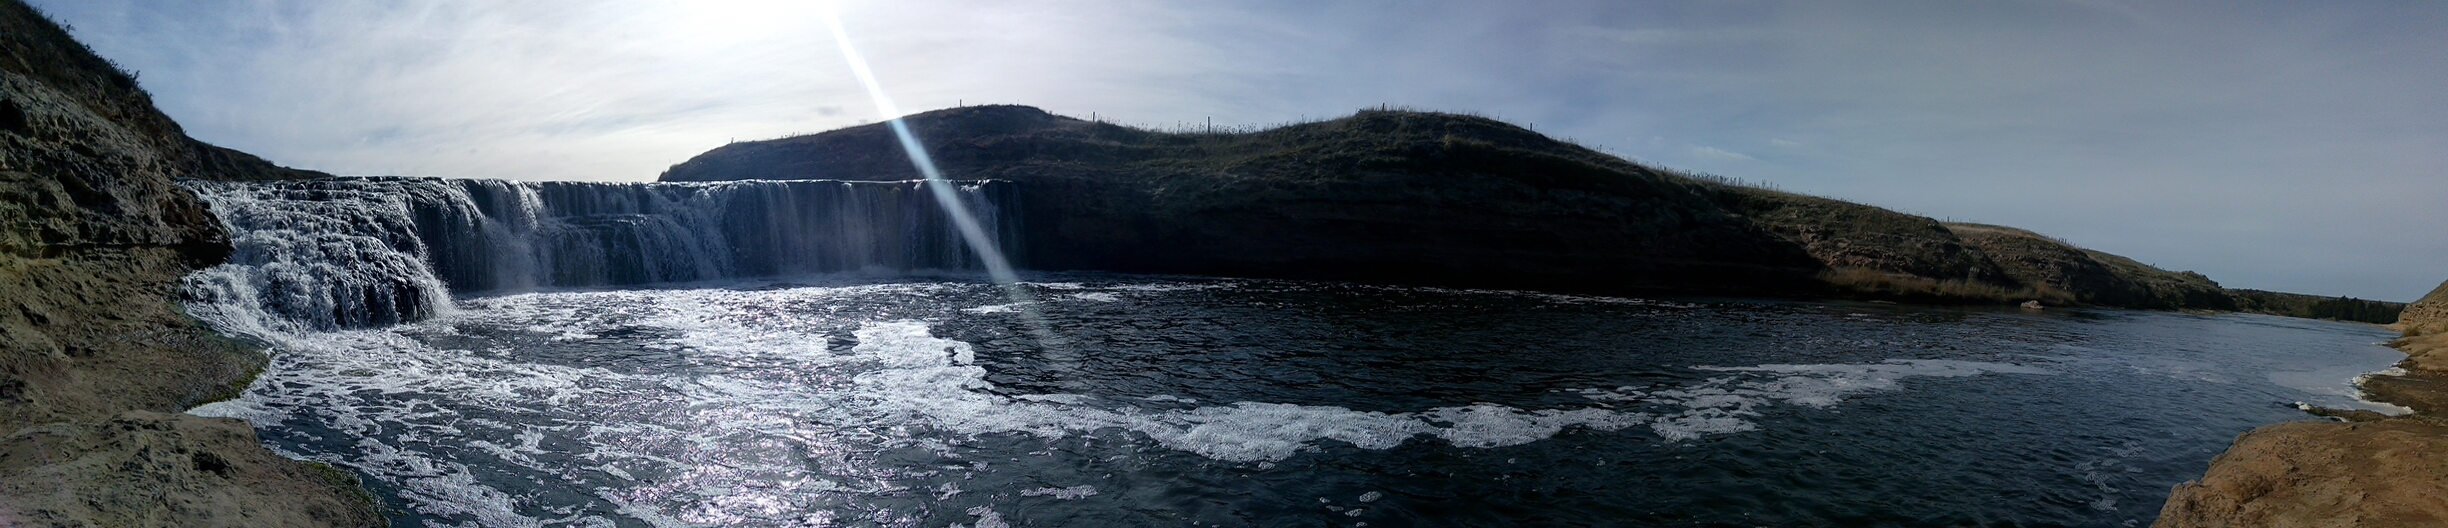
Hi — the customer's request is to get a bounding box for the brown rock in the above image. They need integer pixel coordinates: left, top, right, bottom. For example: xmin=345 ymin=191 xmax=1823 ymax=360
xmin=2157 ymin=420 xmax=2448 ymax=527
xmin=0 ymin=411 xmax=382 ymax=527
xmin=2399 ymin=280 xmax=2448 ymax=336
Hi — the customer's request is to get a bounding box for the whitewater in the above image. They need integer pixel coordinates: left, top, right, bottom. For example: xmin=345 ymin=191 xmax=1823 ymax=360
xmin=176 ymin=177 xmax=2407 ymax=527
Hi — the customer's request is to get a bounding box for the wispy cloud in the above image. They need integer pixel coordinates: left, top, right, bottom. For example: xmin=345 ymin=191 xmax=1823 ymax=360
xmin=1691 ymin=146 xmax=1755 ymax=161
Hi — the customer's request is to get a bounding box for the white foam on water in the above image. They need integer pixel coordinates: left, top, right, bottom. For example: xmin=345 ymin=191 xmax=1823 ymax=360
xmin=2121 ymin=360 xmax=2233 ymax=384
xmin=189 ymin=285 xmax=985 ymax=526
xmin=1140 ymin=402 xmax=1428 ymax=461
xmin=1422 ymin=405 xmax=1647 ymax=448
xmin=2346 ymin=372 xmax=2419 ymax=416
xmin=1694 ymin=360 xmax=2054 ymax=408
xmin=1103 ymin=282 xmax=1235 ymax=292
xmin=1571 ymin=359 xmax=2055 ymax=441
xmin=963 ymin=302 xmax=1026 ymax=314
xmin=770 ymin=314 xmax=2053 ymax=462
xmin=1650 ymin=409 xmax=1761 ymax=442
xmin=962 ymin=506 xmax=1010 ymax=528
xmin=1020 ymin=485 xmax=1100 ymax=500
xmin=191 ymin=282 xmax=2065 ymax=525
xmin=185 ymin=320 xmax=651 ymax=527
xmin=1068 ymin=292 xmax=1120 ymax=302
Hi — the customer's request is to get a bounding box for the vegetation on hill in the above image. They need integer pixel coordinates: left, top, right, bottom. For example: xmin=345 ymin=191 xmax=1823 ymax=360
xmin=2228 ymin=289 xmax=2405 ymax=325
xmin=678 ymin=105 xmax=1829 ymax=296
xmin=667 ymin=104 xmax=2365 ymax=313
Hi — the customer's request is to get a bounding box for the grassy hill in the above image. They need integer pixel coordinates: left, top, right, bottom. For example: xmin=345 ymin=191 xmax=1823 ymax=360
xmin=664 ymin=104 xmax=2389 ymax=319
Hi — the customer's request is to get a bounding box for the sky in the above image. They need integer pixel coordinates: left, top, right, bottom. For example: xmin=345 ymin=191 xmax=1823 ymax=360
xmin=26 ymin=0 xmax=2448 ymax=301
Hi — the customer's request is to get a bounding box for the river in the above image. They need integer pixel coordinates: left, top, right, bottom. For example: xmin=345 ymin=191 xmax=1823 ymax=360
xmin=177 ymin=178 xmax=2405 ymax=527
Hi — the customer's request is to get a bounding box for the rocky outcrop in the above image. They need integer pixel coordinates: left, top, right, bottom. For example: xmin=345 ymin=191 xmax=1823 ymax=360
xmin=2156 ymin=280 xmax=2448 ymax=527
xmin=661 ymin=105 xmax=2260 ymax=309
xmin=0 ymin=1 xmax=375 ymax=525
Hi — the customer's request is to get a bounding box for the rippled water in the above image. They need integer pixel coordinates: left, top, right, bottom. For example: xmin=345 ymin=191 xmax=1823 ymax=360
xmin=191 ymin=276 xmax=2405 ymax=527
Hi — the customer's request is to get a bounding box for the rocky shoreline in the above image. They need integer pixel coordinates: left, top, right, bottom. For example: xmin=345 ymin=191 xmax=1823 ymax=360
xmin=2155 ymin=280 xmax=2448 ymax=527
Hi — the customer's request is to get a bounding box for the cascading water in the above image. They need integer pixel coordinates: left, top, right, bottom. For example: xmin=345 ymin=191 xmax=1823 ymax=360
xmin=180 ymin=176 xmax=1019 ymax=334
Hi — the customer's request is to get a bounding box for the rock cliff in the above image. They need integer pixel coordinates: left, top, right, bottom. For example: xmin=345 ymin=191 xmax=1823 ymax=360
xmin=0 ymin=1 xmax=375 ymax=525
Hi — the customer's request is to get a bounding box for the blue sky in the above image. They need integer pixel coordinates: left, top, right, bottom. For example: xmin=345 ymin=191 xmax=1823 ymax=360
xmin=29 ymin=0 xmax=2448 ymax=301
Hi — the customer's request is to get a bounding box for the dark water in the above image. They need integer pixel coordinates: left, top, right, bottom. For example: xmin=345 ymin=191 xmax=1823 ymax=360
xmin=191 ymin=276 xmax=2405 ymax=527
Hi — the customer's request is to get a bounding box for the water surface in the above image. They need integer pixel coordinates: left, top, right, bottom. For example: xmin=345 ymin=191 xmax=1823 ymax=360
xmin=191 ymin=276 xmax=2405 ymax=527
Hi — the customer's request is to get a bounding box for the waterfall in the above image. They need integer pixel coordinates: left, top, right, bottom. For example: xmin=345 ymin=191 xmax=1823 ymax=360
xmin=180 ymin=177 xmax=1020 ymax=334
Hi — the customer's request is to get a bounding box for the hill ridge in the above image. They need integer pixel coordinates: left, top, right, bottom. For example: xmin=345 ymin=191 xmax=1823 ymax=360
xmin=663 ymin=104 xmax=2400 ymax=322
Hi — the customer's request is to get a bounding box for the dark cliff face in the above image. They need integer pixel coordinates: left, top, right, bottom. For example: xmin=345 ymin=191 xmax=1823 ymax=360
xmin=665 ymin=105 xmax=2269 ymax=308
xmin=0 ymin=1 xmax=379 ymax=524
